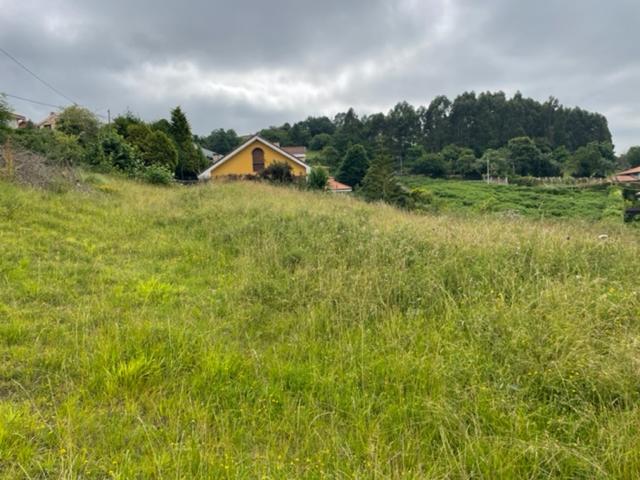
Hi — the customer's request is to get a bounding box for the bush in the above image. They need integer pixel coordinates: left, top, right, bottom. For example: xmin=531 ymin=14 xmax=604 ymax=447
xmin=11 ymin=129 xmax=83 ymax=165
xmin=307 ymin=166 xmax=329 ymax=190
xmin=261 ymin=161 xmax=294 ymax=183
xmin=88 ymin=129 xmax=140 ymax=173
xmin=127 ymin=124 xmax=178 ymax=171
xmin=141 ymin=164 xmax=174 ymax=185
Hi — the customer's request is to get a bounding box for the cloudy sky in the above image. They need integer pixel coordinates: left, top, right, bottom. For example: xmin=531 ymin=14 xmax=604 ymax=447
xmin=1 ymin=0 xmax=638 ymax=152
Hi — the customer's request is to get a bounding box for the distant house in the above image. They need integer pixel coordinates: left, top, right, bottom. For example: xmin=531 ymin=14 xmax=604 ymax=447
xmin=281 ymin=145 xmax=307 ymax=162
xmin=38 ymin=112 xmax=59 ymax=130
xmin=326 ymin=177 xmax=353 ymax=193
xmin=613 ymin=166 xmax=640 ymax=183
xmin=198 ymin=135 xmax=310 ymax=180
xmin=8 ymin=113 xmax=28 ymax=129
xmin=199 ymin=145 xmax=224 ymax=164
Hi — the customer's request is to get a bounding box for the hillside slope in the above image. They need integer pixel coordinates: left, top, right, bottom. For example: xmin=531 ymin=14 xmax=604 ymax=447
xmin=1 ymin=178 xmax=639 ymax=478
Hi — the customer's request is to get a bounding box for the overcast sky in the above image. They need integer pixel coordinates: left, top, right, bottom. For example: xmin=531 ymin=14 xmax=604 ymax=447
xmin=1 ymin=0 xmax=638 ymax=152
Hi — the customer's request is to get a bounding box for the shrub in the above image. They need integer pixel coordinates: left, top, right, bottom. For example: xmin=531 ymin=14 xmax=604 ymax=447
xmin=127 ymin=124 xmax=178 ymax=170
xmin=11 ymin=129 xmax=83 ymax=165
xmin=307 ymin=166 xmax=329 ymax=190
xmin=261 ymin=161 xmax=294 ymax=183
xmin=89 ymin=130 xmax=140 ymax=173
xmin=141 ymin=164 xmax=174 ymax=185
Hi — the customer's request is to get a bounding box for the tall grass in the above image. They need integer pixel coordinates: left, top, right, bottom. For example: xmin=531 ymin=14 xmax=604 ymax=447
xmin=0 ymin=177 xmax=639 ymax=478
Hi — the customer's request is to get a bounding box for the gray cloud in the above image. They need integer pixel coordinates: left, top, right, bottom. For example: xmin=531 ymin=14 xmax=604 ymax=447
xmin=1 ymin=0 xmax=638 ymax=151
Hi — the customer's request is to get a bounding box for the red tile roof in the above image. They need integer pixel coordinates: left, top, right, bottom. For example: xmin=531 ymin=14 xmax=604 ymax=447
xmin=613 ymin=165 xmax=640 ymax=183
xmin=282 ymin=146 xmax=306 ymax=156
xmin=327 ymin=177 xmax=352 ymax=192
xmin=614 ymin=174 xmax=639 ymax=183
xmin=618 ymin=165 xmax=640 ymax=175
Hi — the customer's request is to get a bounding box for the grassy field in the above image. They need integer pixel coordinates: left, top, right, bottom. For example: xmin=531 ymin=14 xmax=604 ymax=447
xmin=1 ymin=176 xmax=640 ymax=478
xmin=401 ymin=176 xmax=623 ymax=222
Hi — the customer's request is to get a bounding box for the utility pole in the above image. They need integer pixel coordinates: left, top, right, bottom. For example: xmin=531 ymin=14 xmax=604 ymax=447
xmin=107 ymin=109 xmax=111 ymax=126
xmin=486 ymin=155 xmax=490 ymax=184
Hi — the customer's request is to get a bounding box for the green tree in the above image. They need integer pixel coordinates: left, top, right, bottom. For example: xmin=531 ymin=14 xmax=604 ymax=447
xmin=288 ymin=122 xmax=311 ymax=146
xmin=421 ymin=95 xmax=452 ymax=152
xmin=506 ymin=136 xmax=557 ymax=176
xmin=404 ymin=144 xmax=426 ymax=171
xmin=150 ymin=119 xmax=172 ymax=136
xmin=441 ymin=145 xmax=480 ymax=178
xmin=200 ymin=128 xmax=241 ymax=155
xmin=259 ymin=126 xmax=290 ymax=145
xmin=361 ymin=148 xmax=409 ymax=206
xmin=457 ymin=150 xmax=482 ymax=179
xmin=618 ymin=146 xmax=640 ymax=170
xmin=319 ymin=145 xmax=341 ymax=171
xmin=56 ymin=106 xmax=99 ymax=145
xmin=169 ymin=106 xmax=206 ymax=180
xmin=307 ymin=166 xmax=329 ymax=190
xmin=411 ymin=152 xmax=448 ymax=178
xmin=440 ymin=144 xmax=464 ymax=173
xmin=481 ymin=148 xmax=511 ymax=177
xmin=336 ymin=144 xmax=369 ymax=188
xmin=125 ymin=123 xmax=177 ymax=169
xmin=333 ymin=108 xmax=363 ymax=155
xmin=87 ymin=129 xmax=140 ymax=172
xmin=552 ymin=146 xmax=571 ymax=174
xmin=309 ymin=133 xmax=332 ymax=151
xmin=126 ymin=123 xmax=153 ymax=151
xmin=387 ymin=101 xmax=420 ymax=172
xmin=566 ymin=142 xmax=616 ymax=177
xmin=145 ymin=131 xmax=179 ymax=171
xmin=113 ymin=111 xmax=143 ymax=138
xmin=303 ymin=116 xmax=335 ymax=136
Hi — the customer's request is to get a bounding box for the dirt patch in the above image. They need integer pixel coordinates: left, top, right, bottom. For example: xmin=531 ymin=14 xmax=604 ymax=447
xmin=0 ymin=143 xmax=81 ymax=190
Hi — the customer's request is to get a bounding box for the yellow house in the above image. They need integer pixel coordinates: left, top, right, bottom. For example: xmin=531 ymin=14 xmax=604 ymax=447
xmin=197 ymin=135 xmax=310 ymax=180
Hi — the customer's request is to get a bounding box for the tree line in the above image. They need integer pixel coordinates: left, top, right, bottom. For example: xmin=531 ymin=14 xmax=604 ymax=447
xmin=1 ymin=96 xmax=208 ymax=184
xmin=197 ymin=91 xmax=634 ymax=180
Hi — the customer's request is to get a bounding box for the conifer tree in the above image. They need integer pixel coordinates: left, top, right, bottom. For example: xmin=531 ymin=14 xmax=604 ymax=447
xmin=169 ymin=106 xmax=206 ymax=179
xmin=336 ymin=144 xmax=369 ymax=188
xmin=361 ymin=143 xmax=409 ymax=207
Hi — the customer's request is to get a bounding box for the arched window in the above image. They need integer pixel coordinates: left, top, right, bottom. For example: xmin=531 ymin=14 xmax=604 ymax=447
xmin=252 ymin=148 xmax=265 ymax=173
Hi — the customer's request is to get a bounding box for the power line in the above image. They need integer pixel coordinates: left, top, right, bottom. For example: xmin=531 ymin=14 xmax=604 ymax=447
xmin=1 ymin=91 xmax=64 ymax=110
xmin=0 ymin=46 xmax=77 ymax=106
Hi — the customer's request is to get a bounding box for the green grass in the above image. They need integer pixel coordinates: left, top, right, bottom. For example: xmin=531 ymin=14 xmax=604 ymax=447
xmin=1 ymin=177 xmax=639 ymax=478
xmin=401 ymin=176 xmax=623 ymax=221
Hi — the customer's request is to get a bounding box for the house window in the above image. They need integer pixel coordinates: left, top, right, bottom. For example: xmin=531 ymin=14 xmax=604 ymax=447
xmin=252 ymin=148 xmax=265 ymax=172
